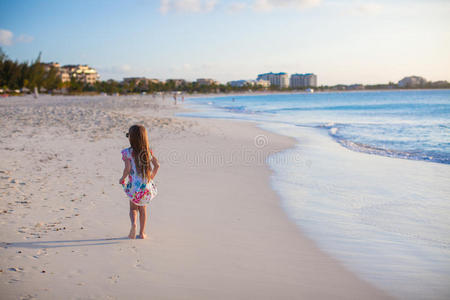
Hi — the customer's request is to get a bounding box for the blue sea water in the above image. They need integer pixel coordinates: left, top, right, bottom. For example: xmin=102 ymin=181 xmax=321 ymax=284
xmin=183 ymin=90 xmax=450 ymax=164
xmin=180 ymin=90 xmax=450 ymax=299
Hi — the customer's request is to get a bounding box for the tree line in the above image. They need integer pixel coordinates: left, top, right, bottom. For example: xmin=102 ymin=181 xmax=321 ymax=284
xmin=0 ymin=48 xmax=61 ymax=91
xmin=2 ymin=48 xmax=448 ymax=95
xmin=0 ymin=48 xmax=314 ymax=95
xmin=0 ymin=48 xmax=273 ymax=94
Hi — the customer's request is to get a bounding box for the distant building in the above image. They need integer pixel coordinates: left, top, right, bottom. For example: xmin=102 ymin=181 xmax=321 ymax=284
xmin=228 ymin=80 xmax=252 ymax=87
xmin=228 ymin=79 xmax=271 ymax=88
xmin=61 ymin=64 xmax=99 ymax=85
xmin=196 ymin=78 xmax=219 ymax=86
xmin=123 ymin=77 xmax=162 ymax=89
xmin=257 ymin=72 xmax=289 ymax=88
xmin=347 ymin=84 xmax=364 ymax=90
xmin=60 ymin=70 xmax=70 ymax=83
xmin=256 ymin=79 xmax=270 ymax=88
xmin=430 ymin=80 xmax=450 ymax=88
xmin=398 ymin=76 xmax=427 ymax=88
xmin=228 ymin=80 xmax=246 ymax=87
xmin=290 ymin=73 xmax=317 ymax=88
xmin=148 ymin=79 xmax=161 ymax=84
xmin=166 ymin=79 xmax=186 ymax=87
xmin=42 ymin=62 xmax=60 ymax=72
xmin=124 ymin=77 xmax=146 ymax=85
xmin=331 ymin=84 xmax=347 ymax=91
xmin=42 ymin=62 xmax=70 ymax=83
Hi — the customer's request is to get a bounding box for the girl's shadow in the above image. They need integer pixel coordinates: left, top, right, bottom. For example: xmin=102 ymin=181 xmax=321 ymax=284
xmin=2 ymin=237 xmax=129 ymax=249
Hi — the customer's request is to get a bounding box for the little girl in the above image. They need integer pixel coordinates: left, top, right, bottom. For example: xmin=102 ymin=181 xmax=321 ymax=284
xmin=119 ymin=125 xmax=159 ymax=239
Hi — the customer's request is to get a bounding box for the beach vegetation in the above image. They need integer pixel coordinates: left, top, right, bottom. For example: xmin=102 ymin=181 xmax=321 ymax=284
xmin=1 ymin=48 xmax=449 ymax=96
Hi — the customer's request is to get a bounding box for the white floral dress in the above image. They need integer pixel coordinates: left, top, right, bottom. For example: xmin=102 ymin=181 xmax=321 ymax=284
xmin=121 ymin=147 xmax=157 ymax=206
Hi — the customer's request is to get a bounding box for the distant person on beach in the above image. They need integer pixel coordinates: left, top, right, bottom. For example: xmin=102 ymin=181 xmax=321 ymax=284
xmin=119 ymin=125 xmax=159 ymax=239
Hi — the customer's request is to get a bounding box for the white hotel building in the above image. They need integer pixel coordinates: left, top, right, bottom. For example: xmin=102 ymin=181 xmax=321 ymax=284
xmin=290 ymin=73 xmax=318 ymax=88
xmin=257 ymin=72 xmax=289 ymax=88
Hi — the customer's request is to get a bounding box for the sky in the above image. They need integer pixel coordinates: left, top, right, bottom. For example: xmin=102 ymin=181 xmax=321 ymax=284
xmin=0 ymin=0 xmax=449 ymax=85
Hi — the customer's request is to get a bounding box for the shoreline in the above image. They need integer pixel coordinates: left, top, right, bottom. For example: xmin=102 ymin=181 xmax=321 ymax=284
xmin=183 ymin=87 xmax=450 ymax=104
xmin=2 ymin=87 xmax=450 ymax=99
xmin=0 ymin=95 xmax=392 ymax=299
xmin=262 ymin=123 xmax=450 ymax=299
xmin=178 ymin=94 xmax=450 ymax=299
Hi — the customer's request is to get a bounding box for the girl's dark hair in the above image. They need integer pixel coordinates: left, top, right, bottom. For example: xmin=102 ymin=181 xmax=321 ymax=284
xmin=128 ymin=125 xmax=152 ymax=182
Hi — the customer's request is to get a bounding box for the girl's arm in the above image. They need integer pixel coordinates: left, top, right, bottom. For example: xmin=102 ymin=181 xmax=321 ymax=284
xmin=119 ymin=158 xmax=131 ymax=184
xmin=150 ymin=155 xmax=160 ymax=180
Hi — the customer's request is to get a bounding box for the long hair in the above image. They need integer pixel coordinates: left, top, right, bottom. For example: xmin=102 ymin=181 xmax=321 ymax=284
xmin=128 ymin=125 xmax=152 ymax=182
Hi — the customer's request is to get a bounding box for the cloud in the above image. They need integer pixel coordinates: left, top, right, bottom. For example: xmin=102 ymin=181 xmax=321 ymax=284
xmin=252 ymin=0 xmax=272 ymax=12
xmin=353 ymin=3 xmax=382 ymax=15
xmin=160 ymin=0 xmax=218 ymax=14
xmin=228 ymin=2 xmax=247 ymax=13
xmin=339 ymin=1 xmax=383 ymax=16
xmin=159 ymin=0 xmax=321 ymax=14
xmin=203 ymin=0 xmax=217 ymax=12
xmin=252 ymin=0 xmax=321 ymax=12
xmin=182 ymin=63 xmax=192 ymax=70
xmin=160 ymin=0 xmax=170 ymax=14
xmin=0 ymin=29 xmax=13 ymax=46
xmin=120 ymin=64 xmax=132 ymax=72
xmin=0 ymin=29 xmax=34 ymax=46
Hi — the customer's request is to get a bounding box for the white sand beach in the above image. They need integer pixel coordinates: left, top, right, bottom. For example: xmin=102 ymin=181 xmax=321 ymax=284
xmin=0 ymin=95 xmax=392 ymax=299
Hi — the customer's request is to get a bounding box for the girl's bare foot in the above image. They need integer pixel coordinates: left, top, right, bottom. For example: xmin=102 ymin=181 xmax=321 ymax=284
xmin=139 ymin=232 xmax=147 ymax=239
xmin=128 ymin=225 xmax=136 ymax=239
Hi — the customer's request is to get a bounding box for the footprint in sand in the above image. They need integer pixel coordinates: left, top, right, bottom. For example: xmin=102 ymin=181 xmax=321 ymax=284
xmin=135 ymin=259 xmax=143 ymax=269
xmin=108 ymin=274 xmax=120 ymax=283
xmin=36 ymin=249 xmax=48 ymax=257
xmin=20 ymin=294 xmax=38 ymax=300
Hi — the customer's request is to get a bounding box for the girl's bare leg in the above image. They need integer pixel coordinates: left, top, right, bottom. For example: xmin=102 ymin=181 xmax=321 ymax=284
xmin=138 ymin=205 xmax=147 ymax=239
xmin=129 ymin=202 xmax=138 ymax=239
